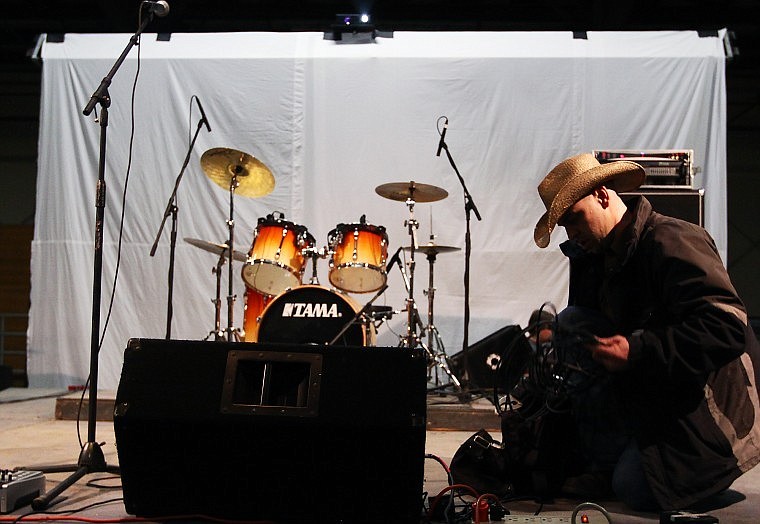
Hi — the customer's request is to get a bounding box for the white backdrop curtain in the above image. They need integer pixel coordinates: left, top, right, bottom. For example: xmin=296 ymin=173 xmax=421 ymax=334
xmin=29 ymin=30 xmax=727 ymax=389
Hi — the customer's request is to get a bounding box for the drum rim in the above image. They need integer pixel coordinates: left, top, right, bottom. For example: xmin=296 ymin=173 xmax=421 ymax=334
xmin=244 ymin=258 xmax=305 ymax=276
xmin=328 ymin=265 xmax=388 ymax=293
xmin=330 ymin=261 xmax=387 ymax=273
xmin=328 ymin=222 xmax=387 ymax=236
xmin=241 ymin=259 xmax=303 ymax=295
xmin=256 ymin=218 xmax=315 ymax=244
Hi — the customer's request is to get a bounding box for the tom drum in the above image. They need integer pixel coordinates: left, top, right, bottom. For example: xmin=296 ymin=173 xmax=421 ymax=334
xmin=242 ymin=215 xmax=315 ymax=296
xmin=327 ymin=222 xmax=388 ymax=293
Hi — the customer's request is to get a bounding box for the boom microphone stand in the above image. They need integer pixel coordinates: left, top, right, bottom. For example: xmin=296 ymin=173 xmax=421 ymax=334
xmin=29 ymin=6 xmax=163 ymax=510
xmin=149 ymin=98 xmax=210 ymax=339
xmin=436 ymin=116 xmax=482 ymax=390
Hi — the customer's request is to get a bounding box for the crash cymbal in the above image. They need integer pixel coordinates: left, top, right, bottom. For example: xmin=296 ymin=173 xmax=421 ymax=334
xmin=200 ymin=147 xmax=275 ymax=198
xmin=405 ymin=243 xmax=461 ymax=255
xmin=184 ymin=237 xmax=248 ymax=262
xmin=375 ymin=181 xmax=448 ymax=203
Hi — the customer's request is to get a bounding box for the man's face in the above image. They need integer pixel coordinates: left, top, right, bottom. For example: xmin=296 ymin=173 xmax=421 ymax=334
xmin=557 ymin=189 xmax=609 ymax=253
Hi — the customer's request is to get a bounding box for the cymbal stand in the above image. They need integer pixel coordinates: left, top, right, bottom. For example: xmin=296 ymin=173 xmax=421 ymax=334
xmin=403 ymin=196 xmax=420 ymax=348
xmin=304 ymin=246 xmax=326 ymax=285
xmin=422 ymin=246 xmax=461 ymax=389
xmin=224 ymin=173 xmax=242 ymax=341
xmin=203 ymin=249 xmax=227 ymax=341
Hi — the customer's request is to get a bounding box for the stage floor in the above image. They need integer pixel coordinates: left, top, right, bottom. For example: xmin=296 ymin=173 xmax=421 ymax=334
xmin=2 ymin=388 xmax=760 ymax=523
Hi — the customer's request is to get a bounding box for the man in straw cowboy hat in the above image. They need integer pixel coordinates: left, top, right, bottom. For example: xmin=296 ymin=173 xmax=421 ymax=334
xmin=531 ymin=153 xmax=760 ymax=511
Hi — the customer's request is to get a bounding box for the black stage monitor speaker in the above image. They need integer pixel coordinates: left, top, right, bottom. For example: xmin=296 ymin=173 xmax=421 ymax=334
xmin=449 ymin=325 xmax=530 ymax=391
xmin=114 ymin=339 xmax=427 ymax=523
xmin=621 ymin=188 xmax=704 ymax=227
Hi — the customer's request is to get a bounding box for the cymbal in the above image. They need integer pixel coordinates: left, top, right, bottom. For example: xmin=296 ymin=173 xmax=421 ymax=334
xmin=375 ymin=181 xmax=448 ymax=203
xmin=405 ymin=243 xmax=461 ymax=255
xmin=184 ymin=237 xmax=248 ymax=262
xmin=200 ymin=147 xmax=275 ymax=198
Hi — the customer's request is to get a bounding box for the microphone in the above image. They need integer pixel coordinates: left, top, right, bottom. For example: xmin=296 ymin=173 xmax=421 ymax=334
xmin=195 ymin=96 xmax=211 ymax=132
xmin=385 ymin=246 xmax=402 ymax=273
xmin=144 ymin=0 xmax=170 ymax=17
xmin=436 ymin=117 xmax=448 ymax=157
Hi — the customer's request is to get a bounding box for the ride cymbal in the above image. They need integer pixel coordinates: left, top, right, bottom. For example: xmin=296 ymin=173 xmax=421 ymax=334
xmin=375 ymin=181 xmax=448 ymax=203
xmin=184 ymin=237 xmax=248 ymax=262
xmin=200 ymin=147 xmax=275 ymax=198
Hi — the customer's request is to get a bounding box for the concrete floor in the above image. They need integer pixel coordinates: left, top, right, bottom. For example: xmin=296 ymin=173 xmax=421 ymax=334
xmin=2 ymin=387 xmax=760 ymax=523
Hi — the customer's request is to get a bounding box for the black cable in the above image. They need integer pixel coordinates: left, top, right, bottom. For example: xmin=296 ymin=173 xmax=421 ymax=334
xmin=11 ymin=497 xmax=124 ymax=523
xmin=85 ymin=475 xmax=123 ymax=489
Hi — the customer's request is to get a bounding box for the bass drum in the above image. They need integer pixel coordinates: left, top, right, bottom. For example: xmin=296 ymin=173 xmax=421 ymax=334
xmin=254 ymin=285 xmax=375 ymax=346
xmin=242 ymin=287 xmax=271 ymax=343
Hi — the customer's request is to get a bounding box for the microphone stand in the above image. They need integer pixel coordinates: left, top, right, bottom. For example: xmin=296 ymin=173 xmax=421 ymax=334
xmin=27 ymin=12 xmax=157 ymax=511
xmin=329 ymin=285 xmax=388 ymax=346
xmin=149 ymin=114 xmax=207 ymax=339
xmin=439 ymin=139 xmax=482 ymax=394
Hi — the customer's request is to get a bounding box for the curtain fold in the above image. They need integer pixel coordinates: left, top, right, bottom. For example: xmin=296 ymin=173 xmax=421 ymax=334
xmin=29 ymin=30 xmax=727 ymax=389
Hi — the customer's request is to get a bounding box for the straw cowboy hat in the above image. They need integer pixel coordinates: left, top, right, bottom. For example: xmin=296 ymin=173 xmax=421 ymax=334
xmin=534 ymin=153 xmax=646 ymax=248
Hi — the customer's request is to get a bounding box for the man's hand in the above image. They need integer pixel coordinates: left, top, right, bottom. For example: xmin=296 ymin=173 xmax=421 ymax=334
xmin=588 ymin=335 xmax=630 ymax=372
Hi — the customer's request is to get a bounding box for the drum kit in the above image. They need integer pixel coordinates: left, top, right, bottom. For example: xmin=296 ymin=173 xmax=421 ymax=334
xmin=185 ymin=146 xmax=461 ymax=387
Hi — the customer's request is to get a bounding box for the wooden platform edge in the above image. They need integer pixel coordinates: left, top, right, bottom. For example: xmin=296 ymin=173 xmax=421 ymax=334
xmin=55 ymin=391 xmax=502 ymax=432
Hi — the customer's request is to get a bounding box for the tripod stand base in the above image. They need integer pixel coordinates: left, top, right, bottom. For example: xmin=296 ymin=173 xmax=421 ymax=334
xmin=30 ymin=441 xmax=119 ymax=511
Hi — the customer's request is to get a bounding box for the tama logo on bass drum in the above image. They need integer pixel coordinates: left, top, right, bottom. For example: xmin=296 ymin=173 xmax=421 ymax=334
xmin=282 ymin=302 xmax=342 ymax=318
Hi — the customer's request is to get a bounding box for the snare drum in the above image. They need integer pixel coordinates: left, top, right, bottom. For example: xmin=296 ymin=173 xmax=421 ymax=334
xmin=253 ymin=285 xmax=375 ymax=346
xmin=242 ymin=216 xmax=315 ymax=296
xmin=242 ymin=287 xmax=271 ymax=342
xmin=328 ymin=222 xmax=388 ymax=293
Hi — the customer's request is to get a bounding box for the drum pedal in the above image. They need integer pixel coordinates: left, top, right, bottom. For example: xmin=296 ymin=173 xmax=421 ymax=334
xmin=1 ymin=469 xmax=46 ymax=513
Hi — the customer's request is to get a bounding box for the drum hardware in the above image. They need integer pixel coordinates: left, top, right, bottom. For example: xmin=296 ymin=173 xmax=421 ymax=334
xmin=182 ymin=237 xmax=247 ymax=341
xmin=302 ymin=245 xmax=328 ymax=286
xmin=402 ymin=198 xmax=419 ymax=348
xmin=405 ymin=240 xmax=462 ymax=389
xmin=375 ymin=181 xmax=449 ymax=349
xmin=203 ymin=246 xmax=231 ymax=341
xmin=366 ymin=305 xmax=394 ymax=320
xmin=200 ymin=147 xmax=276 ymax=341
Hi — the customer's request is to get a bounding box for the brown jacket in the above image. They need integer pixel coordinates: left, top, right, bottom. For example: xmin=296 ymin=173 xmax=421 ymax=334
xmin=566 ymin=196 xmax=760 ymax=509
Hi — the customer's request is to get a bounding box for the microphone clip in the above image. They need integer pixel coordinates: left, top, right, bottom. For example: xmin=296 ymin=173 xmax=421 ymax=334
xmin=436 ymin=116 xmax=448 ymax=157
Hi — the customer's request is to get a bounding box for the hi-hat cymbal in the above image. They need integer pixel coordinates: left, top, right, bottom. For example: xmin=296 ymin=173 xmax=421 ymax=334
xmin=200 ymin=147 xmax=275 ymax=198
xmin=375 ymin=181 xmax=448 ymax=203
xmin=405 ymin=243 xmax=461 ymax=255
xmin=184 ymin=237 xmax=248 ymax=262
